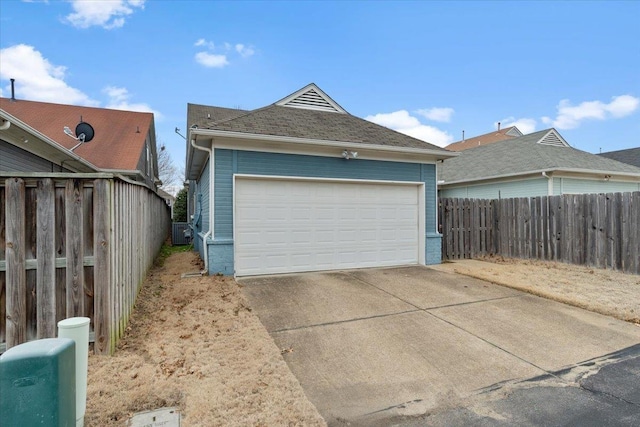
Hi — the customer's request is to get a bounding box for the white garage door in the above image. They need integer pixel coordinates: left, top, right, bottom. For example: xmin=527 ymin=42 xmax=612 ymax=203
xmin=234 ymin=177 xmax=421 ymax=276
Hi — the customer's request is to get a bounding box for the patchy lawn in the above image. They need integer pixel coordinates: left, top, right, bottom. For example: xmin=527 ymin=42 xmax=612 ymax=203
xmin=85 ymin=249 xmax=326 ymax=427
xmin=429 ymin=257 xmax=640 ymax=325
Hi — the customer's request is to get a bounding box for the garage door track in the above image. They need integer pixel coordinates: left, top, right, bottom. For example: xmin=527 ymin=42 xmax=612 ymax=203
xmin=239 ymin=266 xmax=640 ymax=426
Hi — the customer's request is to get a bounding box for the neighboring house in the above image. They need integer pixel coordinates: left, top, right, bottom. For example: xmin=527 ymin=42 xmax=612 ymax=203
xmin=446 ymin=125 xmax=522 ymax=152
xmin=598 ymin=147 xmax=640 ymax=169
xmin=157 ymin=187 xmax=176 ymax=217
xmin=1 ymin=108 xmax=99 ymax=173
xmin=439 ymin=128 xmax=640 ymax=199
xmin=186 ymin=83 xmax=456 ymax=276
xmin=0 ymin=97 xmax=160 ymax=189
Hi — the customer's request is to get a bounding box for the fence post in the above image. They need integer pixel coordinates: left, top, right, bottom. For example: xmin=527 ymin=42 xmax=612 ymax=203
xmin=5 ymin=178 xmax=26 ymax=349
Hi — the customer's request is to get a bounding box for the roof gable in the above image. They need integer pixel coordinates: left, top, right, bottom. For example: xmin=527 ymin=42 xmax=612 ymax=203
xmin=275 ymin=83 xmax=347 ymax=114
xmin=505 ymin=127 xmax=523 ymax=137
xmin=536 ymin=129 xmax=569 ymax=147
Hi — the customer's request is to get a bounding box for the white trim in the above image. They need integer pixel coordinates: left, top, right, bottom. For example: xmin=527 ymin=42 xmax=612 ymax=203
xmin=195 ymin=128 xmax=455 ymax=163
xmin=210 ymin=147 xmax=215 ymax=239
xmin=233 ymin=173 xmax=425 ymax=187
xmin=232 ymin=174 xmax=426 ymax=275
xmin=212 ymin=139 xmax=440 ymax=165
xmin=275 ymin=83 xmax=347 ymax=114
xmin=440 ymin=167 xmax=640 ymax=186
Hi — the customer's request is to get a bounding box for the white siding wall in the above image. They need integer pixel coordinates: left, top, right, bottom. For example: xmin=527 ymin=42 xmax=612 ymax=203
xmin=441 ymin=176 xmax=640 ymax=199
xmin=440 ymin=178 xmax=548 ymax=199
xmin=558 ymin=178 xmax=640 ymax=194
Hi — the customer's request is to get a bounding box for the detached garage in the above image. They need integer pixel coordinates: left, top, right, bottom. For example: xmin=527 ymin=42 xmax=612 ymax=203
xmin=186 ymin=83 xmax=456 ymax=276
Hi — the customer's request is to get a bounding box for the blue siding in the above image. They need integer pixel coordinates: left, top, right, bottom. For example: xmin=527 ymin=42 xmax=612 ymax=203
xmin=207 ymin=149 xmax=439 ymax=275
xmin=192 ymin=159 xmax=211 ymax=260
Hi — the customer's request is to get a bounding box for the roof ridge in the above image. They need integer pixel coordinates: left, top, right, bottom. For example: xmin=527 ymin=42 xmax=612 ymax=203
xmin=0 ymin=96 xmax=153 ymax=116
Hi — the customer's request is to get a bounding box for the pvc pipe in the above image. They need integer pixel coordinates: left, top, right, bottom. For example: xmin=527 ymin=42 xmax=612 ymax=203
xmin=190 ymin=137 xmax=213 ymax=273
xmin=58 ymin=317 xmax=90 ymax=427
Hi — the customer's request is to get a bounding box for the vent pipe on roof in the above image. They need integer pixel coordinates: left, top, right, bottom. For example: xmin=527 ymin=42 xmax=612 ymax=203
xmin=462 ymin=130 xmax=465 ymax=142
xmin=497 ymin=122 xmax=501 ymax=131
xmin=10 ymin=78 xmax=16 ymax=101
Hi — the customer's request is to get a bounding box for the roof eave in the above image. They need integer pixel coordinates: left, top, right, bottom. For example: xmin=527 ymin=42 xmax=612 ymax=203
xmin=439 ymin=167 xmax=640 ymax=186
xmin=192 ymin=128 xmax=457 ymax=159
xmin=0 ymin=109 xmax=100 ymax=173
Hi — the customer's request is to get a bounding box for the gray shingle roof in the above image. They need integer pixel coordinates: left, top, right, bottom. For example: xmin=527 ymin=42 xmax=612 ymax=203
xmin=597 ymin=147 xmax=640 ymax=168
xmin=187 ymin=103 xmax=248 ymax=128
xmin=187 ymin=102 xmax=448 ymax=152
xmin=439 ymin=129 xmax=640 ymax=183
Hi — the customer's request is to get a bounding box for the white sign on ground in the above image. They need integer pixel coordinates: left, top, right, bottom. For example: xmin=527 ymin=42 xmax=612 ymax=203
xmin=127 ymin=407 xmax=180 ymax=427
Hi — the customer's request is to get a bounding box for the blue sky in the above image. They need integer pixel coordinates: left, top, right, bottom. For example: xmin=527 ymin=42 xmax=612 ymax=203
xmin=1 ymin=0 xmax=639 ymax=182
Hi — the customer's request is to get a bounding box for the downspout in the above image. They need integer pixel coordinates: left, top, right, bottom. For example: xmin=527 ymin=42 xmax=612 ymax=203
xmin=190 ymin=136 xmax=213 ymax=273
xmin=0 ymin=119 xmax=10 ymax=130
xmin=542 ymin=171 xmax=553 ymax=195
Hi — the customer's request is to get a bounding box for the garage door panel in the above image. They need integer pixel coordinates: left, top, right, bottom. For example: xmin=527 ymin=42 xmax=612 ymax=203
xmin=235 ymin=178 xmax=420 ymax=276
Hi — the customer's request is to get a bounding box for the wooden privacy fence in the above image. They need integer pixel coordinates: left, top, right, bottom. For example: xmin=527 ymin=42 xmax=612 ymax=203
xmin=1 ymin=173 xmax=170 ymax=354
xmin=439 ymin=192 xmax=640 ymax=275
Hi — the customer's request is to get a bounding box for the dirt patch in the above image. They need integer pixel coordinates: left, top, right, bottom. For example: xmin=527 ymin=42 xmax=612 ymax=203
xmin=86 ymin=250 xmax=326 ymax=426
xmin=430 ymin=257 xmax=640 ymax=324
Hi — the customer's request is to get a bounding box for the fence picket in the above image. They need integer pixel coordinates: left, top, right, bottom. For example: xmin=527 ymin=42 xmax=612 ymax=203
xmin=5 ymin=178 xmax=26 ymax=349
xmin=36 ymin=179 xmax=56 ymax=338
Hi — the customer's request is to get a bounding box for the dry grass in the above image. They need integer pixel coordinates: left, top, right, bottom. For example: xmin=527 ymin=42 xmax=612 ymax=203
xmin=85 ymin=250 xmax=326 ymax=427
xmin=430 ymin=256 xmax=640 ymax=324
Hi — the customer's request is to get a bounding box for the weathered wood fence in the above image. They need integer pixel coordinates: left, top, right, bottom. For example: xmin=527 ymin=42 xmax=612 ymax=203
xmin=1 ymin=173 xmax=170 ymax=354
xmin=439 ymin=192 xmax=640 ymax=274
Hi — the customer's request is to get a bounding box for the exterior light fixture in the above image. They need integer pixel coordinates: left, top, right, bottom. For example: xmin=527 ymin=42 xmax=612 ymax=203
xmin=341 ymin=150 xmax=358 ymax=160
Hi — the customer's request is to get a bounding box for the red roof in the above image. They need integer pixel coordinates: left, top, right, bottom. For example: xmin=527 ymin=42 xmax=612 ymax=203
xmin=446 ymin=126 xmax=521 ymax=152
xmin=0 ymin=97 xmax=153 ymax=171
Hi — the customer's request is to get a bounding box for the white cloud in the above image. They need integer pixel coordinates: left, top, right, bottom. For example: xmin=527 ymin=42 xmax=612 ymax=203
xmin=542 ymin=95 xmax=639 ymax=129
xmin=365 ymin=110 xmax=454 ymax=147
xmin=194 ymin=51 xmax=229 ymax=68
xmin=0 ymin=44 xmax=98 ymax=105
xmin=194 ymin=38 xmax=254 ymax=68
xmin=415 ymin=107 xmax=454 ymax=123
xmin=495 ymin=117 xmax=537 ymax=134
xmin=0 ymin=44 xmax=161 ymax=118
xmin=194 ymin=38 xmax=215 ymax=49
xmin=65 ymin=0 xmax=145 ymax=29
xmin=235 ymin=43 xmax=255 ymax=58
xmin=103 ymin=85 xmax=161 ymax=118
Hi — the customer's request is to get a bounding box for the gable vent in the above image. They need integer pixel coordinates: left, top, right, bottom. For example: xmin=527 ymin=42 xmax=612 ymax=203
xmin=538 ymin=131 xmax=566 ymax=147
xmin=277 ymin=85 xmax=347 ymax=113
xmin=284 ymin=89 xmax=339 ymax=112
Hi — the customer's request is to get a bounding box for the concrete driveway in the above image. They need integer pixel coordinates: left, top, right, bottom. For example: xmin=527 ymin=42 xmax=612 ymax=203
xmin=239 ymin=266 xmax=640 ymax=426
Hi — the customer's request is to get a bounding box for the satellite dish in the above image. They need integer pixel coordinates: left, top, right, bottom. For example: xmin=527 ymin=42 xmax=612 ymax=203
xmin=75 ymin=122 xmax=94 ymax=143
